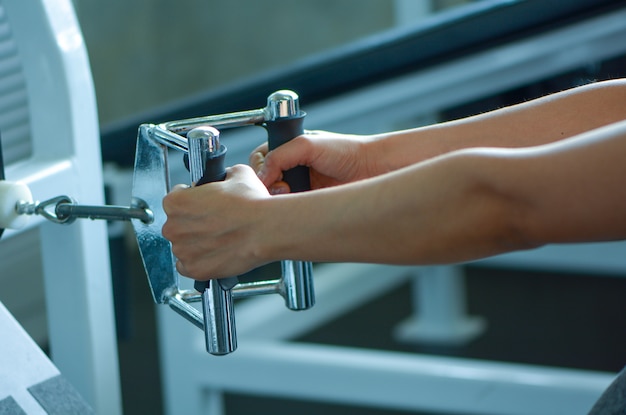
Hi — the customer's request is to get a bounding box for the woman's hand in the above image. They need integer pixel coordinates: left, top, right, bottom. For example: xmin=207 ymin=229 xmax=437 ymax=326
xmin=250 ymin=130 xmax=381 ymax=194
xmin=162 ymin=164 xmax=272 ymax=280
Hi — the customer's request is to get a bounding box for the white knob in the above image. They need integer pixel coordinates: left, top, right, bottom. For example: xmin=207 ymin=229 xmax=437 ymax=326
xmin=0 ymin=181 xmax=32 ymax=229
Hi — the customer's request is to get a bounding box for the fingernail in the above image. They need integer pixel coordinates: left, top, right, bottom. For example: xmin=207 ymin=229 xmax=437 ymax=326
xmin=270 ymin=185 xmax=288 ymax=195
xmin=171 ymin=184 xmax=190 ymax=192
xmin=257 ymin=167 xmax=267 ymax=182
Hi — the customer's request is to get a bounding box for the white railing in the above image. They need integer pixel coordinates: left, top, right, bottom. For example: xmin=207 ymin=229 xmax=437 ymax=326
xmin=0 ymin=1 xmax=121 ymax=413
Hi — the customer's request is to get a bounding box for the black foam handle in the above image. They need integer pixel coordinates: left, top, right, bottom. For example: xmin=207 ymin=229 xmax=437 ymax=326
xmin=195 ymin=145 xmax=227 ymax=186
xmin=182 ymin=145 xmax=227 ymax=185
xmin=183 ymin=145 xmax=238 ymax=293
xmin=265 ymin=113 xmax=311 ymax=193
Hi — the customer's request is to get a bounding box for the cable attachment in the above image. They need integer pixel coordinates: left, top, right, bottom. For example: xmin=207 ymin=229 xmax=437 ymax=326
xmin=16 ymin=196 xmax=154 ymax=225
xmin=17 ymin=195 xmax=76 ymax=224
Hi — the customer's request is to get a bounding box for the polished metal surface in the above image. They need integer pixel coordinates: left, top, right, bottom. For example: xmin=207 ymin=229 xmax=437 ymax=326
xmin=16 ymin=196 xmax=153 ymax=224
xmin=55 ymin=203 xmax=153 ymax=223
xmin=15 ymin=195 xmax=75 ymax=224
xmin=233 ymin=279 xmax=281 ymax=299
xmin=131 ymin=125 xmax=178 ymax=303
xmin=265 ymin=90 xmax=315 ymax=311
xmin=280 ymin=260 xmax=315 ymax=310
xmin=168 ymin=293 xmax=203 ymax=330
xmin=187 ymin=126 xmax=220 ymax=183
xmin=131 ymin=90 xmax=315 ymax=355
xmin=201 ymin=281 xmax=237 ymax=355
xmin=149 ymin=90 xmax=301 ymax=154
xmin=187 ymin=126 xmax=238 ymax=355
xmin=163 ymin=108 xmax=267 ymax=136
xmin=267 ymin=90 xmax=300 ymax=119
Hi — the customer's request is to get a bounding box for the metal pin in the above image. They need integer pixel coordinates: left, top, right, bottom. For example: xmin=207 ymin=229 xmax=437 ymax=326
xmin=15 ymin=196 xmax=153 ymax=224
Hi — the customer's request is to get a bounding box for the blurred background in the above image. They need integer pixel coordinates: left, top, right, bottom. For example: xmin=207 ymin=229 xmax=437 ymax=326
xmin=71 ymin=0 xmax=468 ymax=127
xmin=2 ymin=1 xmax=626 ymax=414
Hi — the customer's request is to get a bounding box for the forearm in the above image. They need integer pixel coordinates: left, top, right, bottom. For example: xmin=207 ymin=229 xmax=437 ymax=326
xmin=260 ymin=150 xmax=533 ymax=265
xmin=370 ymin=79 xmax=626 ymax=171
xmin=260 ymin=119 xmax=626 ymax=266
xmin=164 ymin=118 xmax=626 ymax=279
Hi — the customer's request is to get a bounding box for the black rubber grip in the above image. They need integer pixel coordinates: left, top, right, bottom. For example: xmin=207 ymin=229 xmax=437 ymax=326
xmin=183 ymin=145 xmax=238 ymax=292
xmin=265 ymin=113 xmax=311 ymax=193
xmin=195 ymin=145 xmax=227 ymax=186
xmin=195 ymin=277 xmax=238 ymax=292
xmin=182 ymin=145 xmax=227 ymax=186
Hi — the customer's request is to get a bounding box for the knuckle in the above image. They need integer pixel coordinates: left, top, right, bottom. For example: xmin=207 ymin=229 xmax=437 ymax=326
xmin=161 ymin=219 xmax=183 ymax=242
xmin=186 ymin=263 xmax=206 ymax=280
xmin=249 ymin=150 xmax=265 ymax=168
xmin=161 ymin=222 xmax=173 ymax=239
xmin=162 ymin=193 xmax=179 ymax=214
xmin=162 ymin=195 xmax=172 ymax=213
xmin=293 ymin=135 xmax=313 ymax=149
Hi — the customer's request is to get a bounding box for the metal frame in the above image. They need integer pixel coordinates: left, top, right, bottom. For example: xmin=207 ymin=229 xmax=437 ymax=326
xmin=156 ymin=6 xmax=626 ymax=415
xmin=0 ymin=1 xmax=121 ymax=413
xmin=132 ymin=91 xmax=315 ymax=357
xmin=158 ymin=264 xmax=616 ymax=415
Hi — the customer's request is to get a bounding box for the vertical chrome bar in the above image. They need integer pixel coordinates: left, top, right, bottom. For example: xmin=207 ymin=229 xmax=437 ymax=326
xmin=187 ymin=130 xmax=209 ymax=183
xmin=200 ymin=281 xmax=237 ymax=355
xmin=265 ymin=91 xmax=316 ymax=311
xmin=187 ymin=126 xmax=237 ymax=355
xmin=281 ymin=260 xmax=315 ymax=310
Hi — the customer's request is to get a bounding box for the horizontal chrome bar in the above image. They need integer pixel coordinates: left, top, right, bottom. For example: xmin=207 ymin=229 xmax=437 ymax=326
xmin=56 ymin=203 xmax=154 ymax=223
xmin=149 ymin=108 xmax=268 ymax=153
xmin=163 ymin=108 xmax=268 ymax=135
xmin=179 ymin=279 xmax=282 ymax=303
xmin=151 ymin=127 xmax=188 ymax=152
xmin=232 ymin=279 xmax=281 ymax=299
xmin=146 ymin=90 xmax=301 ymax=154
xmin=168 ymin=293 xmax=204 ymax=330
xmin=178 ymin=289 xmax=202 ymax=303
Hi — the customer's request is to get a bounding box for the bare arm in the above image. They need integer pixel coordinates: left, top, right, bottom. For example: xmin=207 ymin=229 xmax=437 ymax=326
xmin=371 ymin=78 xmax=626 ymax=171
xmin=255 ymin=121 xmax=626 ymax=267
xmin=255 ymin=79 xmax=626 ymax=191
xmin=163 ymin=120 xmax=626 ymax=279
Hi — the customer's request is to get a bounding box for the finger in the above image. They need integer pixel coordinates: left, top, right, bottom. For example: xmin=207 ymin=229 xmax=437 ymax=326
xmin=249 ymin=150 xmax=265 ymax=174
xmin=250 ymin=142 xmax=269 ymax=156
xmin=257 ymin=137 xmax=312 ymax=185
xmin=175 ymin=260 xmax=189 ymax=277
xmin=163 ymin=184 xmax=190 ymax=214
xmin=225 ymin=163 xmax=256 ymax=179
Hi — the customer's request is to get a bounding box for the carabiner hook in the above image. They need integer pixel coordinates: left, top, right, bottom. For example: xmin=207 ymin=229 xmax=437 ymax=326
xmin=35 ymin=195 xmax=76 ymax=224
